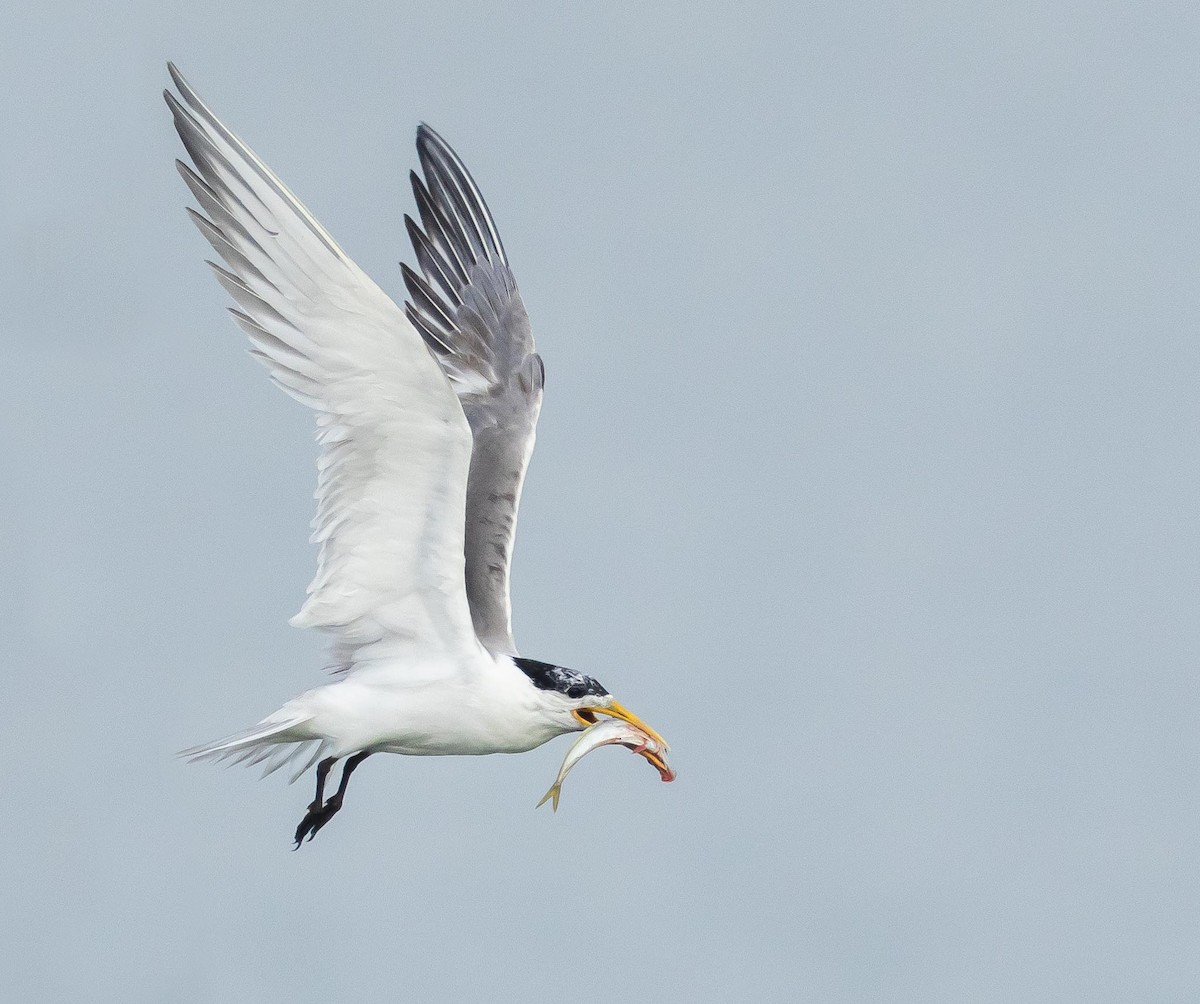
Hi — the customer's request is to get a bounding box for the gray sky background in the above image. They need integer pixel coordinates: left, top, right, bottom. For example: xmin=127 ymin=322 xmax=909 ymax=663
xmin=2 ymin=2 xmax=1198 ymax=1001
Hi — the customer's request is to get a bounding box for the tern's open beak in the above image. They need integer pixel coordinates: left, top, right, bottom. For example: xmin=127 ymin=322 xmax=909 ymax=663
xmin=572 ymin=701 xmax=674 ymax=781
xmin=573 ymin=700 xmax=666 ymax=745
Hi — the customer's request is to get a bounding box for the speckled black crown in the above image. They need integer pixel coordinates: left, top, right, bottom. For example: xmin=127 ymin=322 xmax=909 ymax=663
xmin=513 ymin=658 xmax=609 ymax=699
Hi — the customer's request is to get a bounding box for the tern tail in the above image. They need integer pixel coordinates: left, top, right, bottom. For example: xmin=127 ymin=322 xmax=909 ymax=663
xmin=179 ymin=714 xmax=327 ymax=783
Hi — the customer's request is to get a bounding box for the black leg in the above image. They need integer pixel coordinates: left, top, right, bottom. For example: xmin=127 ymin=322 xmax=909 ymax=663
xmin=327 ymin=752 xmax=370 ymax=810
xmin=292 ymin=752 xmax=371 ymax=847
xmin=293 ymin=756 xmax=336 ymax=849
xmin=311 ymin=757 xmax=334 ymax=810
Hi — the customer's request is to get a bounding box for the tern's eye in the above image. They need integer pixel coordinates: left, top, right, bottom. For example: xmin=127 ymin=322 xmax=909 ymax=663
xmin=566 ymin=683 xmax=586 ymax=699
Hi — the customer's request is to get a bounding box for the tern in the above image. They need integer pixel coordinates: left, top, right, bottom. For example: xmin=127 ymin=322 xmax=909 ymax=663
xmin=165 ymin=65 xmax=669 ymax=845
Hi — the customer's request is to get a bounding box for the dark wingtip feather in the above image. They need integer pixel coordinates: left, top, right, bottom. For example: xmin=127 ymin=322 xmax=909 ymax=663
xmin=402 ymin=124 xmax=536 ymax=411
xmin=400 ymin=262 xmax=457 ymax=351
xmin=405 ymin=304 xmax=454 ymax=356
xmin=404 ymin=214 xmax=463 ymax=308
xmin=413 ymin=124 xmax=508 ymax=268
xmin=402 ymin=125 xmax=520 ymax=373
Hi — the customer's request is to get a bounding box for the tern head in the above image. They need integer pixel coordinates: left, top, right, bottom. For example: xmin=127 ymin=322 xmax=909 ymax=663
xmin=512 ymin=657 xmax=669 ymax=769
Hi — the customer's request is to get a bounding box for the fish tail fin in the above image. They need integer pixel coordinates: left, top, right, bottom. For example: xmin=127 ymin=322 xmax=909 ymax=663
xmin=536 ymin=783 xmax=562 ymax=812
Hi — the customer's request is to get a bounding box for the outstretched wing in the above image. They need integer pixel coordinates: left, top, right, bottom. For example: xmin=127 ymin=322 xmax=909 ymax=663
xmin=402 ymin=125 xmax=544 ymax=657
xmin=165 ymin=66 xmax=479 ymax=675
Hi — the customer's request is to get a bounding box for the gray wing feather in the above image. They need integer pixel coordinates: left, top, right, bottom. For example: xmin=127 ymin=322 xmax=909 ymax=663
xmin=403 ymin=124 xmax=543 ymax=656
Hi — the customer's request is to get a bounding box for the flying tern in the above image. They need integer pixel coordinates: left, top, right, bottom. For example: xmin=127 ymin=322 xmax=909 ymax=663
xmin=165 ymin=65 xmax=671 ymax=845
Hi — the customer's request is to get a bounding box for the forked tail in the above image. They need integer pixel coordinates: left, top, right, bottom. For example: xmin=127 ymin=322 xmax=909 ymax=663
xmin=179 ymin=715 xmax=329 ymax=783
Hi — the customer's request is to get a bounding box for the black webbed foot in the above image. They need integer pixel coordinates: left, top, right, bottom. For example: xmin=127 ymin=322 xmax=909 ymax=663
xmin=293 ymin=795 xmax=344 ymax=848
xmin=291 ymin=752 xmax=369 ymax=848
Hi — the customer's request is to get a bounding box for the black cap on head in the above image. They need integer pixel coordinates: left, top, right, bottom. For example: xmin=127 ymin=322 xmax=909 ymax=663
xmin=513 ymin=657 xmax=609 ymax=699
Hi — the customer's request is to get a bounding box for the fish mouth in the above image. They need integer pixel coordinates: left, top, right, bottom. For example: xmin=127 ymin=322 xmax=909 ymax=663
xmin=572 ymin=700 xmax=674 ymax=782
xmin=637 ymin=746 xmax=676 ymax=782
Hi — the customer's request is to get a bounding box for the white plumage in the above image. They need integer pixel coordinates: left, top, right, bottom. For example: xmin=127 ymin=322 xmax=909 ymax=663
xmin=166 ymin=64 xmax=668 ymax=843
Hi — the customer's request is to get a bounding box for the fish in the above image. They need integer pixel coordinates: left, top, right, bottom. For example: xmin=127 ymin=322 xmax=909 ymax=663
xmin=537 ymin=717 xmax=675 ymax=811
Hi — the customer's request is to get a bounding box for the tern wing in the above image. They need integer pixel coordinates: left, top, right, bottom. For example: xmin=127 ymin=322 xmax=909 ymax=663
xmin=166 ymin=66 xmax=479 ymax=675
xmin=402 ymin=125 xmax=544 ymax=657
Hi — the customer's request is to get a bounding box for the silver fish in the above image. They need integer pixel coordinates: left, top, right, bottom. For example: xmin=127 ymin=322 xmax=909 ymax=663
xmin=537 ymin=717 xmax=675 ymax=811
